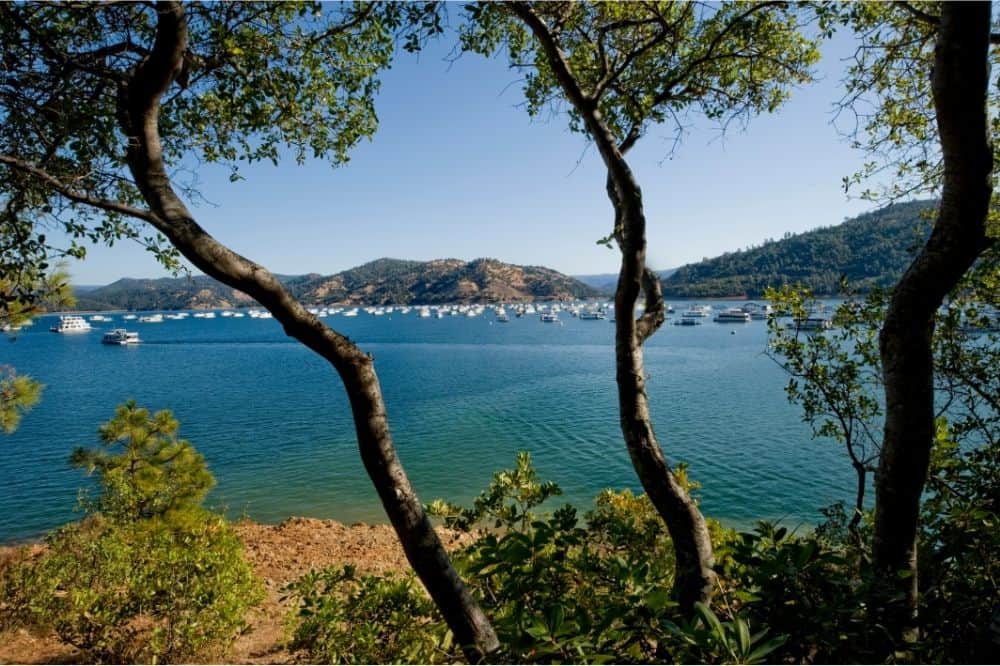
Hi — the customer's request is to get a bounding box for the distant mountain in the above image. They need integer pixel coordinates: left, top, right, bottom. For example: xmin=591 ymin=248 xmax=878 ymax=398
xmin=295 ymin=258 xmax=599 ymax=305
xmin=574 ymin=268 xmax=678 ymax=295
xmin=73 ymin=259 xmax=598 ymax=310
xmin=661 ymin=200 xmax=937 ymax=298
xmin=75 ymin=275 xmax=260 ymax=311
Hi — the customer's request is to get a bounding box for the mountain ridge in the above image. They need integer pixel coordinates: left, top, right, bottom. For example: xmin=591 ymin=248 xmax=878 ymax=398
xmin=73 ymin=258 xmax=599 ymax=311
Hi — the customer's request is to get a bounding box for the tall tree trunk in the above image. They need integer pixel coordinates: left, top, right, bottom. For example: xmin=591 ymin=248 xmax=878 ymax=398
xmin=873 ymin=1 xmax=993 ymax=646
xmin=113 ymin=2 xmax=498 ymax=658
xmin=512 ymin=2 xmax=716 ymax=610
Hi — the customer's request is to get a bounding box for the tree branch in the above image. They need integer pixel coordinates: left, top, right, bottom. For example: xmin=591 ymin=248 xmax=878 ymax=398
xmin=0 ymin=154 xmax=160 ymax=224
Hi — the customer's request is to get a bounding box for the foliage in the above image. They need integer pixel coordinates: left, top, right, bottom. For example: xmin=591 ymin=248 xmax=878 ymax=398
xmin=0 ymin=367 xmax=43 ymax=435
xmin=916 ymin=419 xmax=1000 ymax=662
xmin=427 ymin=451 xmax=563 ymax=532
xmin=665 ymin=200 xmax=936 ymax=298
xmin=0 ymin=1 xmax=442 ymax=294
xmin=462 ymin=2 xmax=818 ymax=150
xmin=430 ymin=454 xmax=773 ymax=663
xmin=0 ymin=403 xmax=262 ymax=663
xmin=714 ymin=520 xmax=873 ymax=663
xmin=283 ymin=565 xmax=449 ymax=664
xmin=766 ymin=284 xmax=885 ymax=526
xmin=69 ymin=401 xmax=215 ymax=522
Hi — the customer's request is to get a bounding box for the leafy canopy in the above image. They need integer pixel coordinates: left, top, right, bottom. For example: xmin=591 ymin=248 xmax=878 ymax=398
xmin=0 ymin=1 xmax=440 ymax=314
xmin=461 ymin=1 xmax=819 ymax=149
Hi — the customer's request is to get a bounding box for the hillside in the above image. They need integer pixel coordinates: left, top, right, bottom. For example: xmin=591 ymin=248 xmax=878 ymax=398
xmin=74 ymin=259 xmax=598 ymax=310
xmin=661 ymin=200 xmax=936 ymax=298
xmin=294 ymin=257 xmax=598 ymax=305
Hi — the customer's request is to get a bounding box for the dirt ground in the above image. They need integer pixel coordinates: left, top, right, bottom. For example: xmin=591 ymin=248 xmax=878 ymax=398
xmin=0 ymin=517 xmax=469 ymax=665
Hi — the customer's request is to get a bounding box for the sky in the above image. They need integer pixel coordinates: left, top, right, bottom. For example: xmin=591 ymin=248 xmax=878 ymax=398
xmin=67 ymin=26 xmax=879 ymax=285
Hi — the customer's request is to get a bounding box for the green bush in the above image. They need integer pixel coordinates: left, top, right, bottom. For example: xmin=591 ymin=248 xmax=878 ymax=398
xmin=283 ymin=565 xmax=450 ymax=664
xmin=0 ymin=402 xmax=262 ymax=663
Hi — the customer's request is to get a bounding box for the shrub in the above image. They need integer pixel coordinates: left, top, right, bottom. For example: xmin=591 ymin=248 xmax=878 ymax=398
xmin=283 ymin=565 xmax=449 ymax=664
xmin=1 ymin=402 xmax=262 ymax=663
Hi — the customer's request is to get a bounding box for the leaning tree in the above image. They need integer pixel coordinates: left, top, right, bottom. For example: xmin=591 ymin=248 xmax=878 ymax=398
xmin=0 ymin=2 xmax=499 ymax=657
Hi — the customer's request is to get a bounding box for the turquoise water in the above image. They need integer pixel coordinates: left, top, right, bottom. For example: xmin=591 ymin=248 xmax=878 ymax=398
xmin=0 ymin=306 xmax=857 ymax=542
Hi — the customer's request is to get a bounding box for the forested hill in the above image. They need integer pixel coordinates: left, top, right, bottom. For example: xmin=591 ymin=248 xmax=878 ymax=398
xmin=73 ymin=258 xmax=598 ymax=310
xmin=661 ymin=200 xmax=937 ymax=298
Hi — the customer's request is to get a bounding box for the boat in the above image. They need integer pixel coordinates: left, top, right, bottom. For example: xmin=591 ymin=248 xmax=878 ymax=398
xmin=786 ymin=317 xmax=832 ymax=331
xmin=101 ymin=329 xmax=140 ymax=345
xmin=49 ymin=315 xmax=92 ymax=333
xmin=673 ymin=316 xmax=702 ymax=326
xmin=713 ymin=308 xmax=751 ymax=323
xmin=540 ymin=313 xmax=560 ymax=323
xmin=138 ymin=314 xmax=164 ymax=323
xmin=497 ymin=311 xmax=510 ymax=323
xmin=680 ymin=304 xmax=713 ymax=318
xmin=579 ymin=310 xmax=606 ymax=320
xmin=89 ymin=314 xmax=112 ymax=322
xmin=742 ymin=302 xmax=773 ymax=320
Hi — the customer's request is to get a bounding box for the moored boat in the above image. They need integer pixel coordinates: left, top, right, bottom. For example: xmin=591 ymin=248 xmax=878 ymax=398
xmin=101 ymin=329 xmax=140 ymax=345
xmin=49 ymin=315 xmax=92 ymax=333
xmin=714 ymin=308 xmax=751 ymax=323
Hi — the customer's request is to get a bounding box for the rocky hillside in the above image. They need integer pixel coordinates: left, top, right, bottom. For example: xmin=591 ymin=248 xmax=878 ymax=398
xmin=74 ymin=259 xmax=597 ymax=310
xmin=296 ymin=258 xmax=597 ymax=305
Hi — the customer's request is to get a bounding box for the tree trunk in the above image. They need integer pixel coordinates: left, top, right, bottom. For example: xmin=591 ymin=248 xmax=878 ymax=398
xmin=114 ymin=2 xmax=498 ymax=658
xmin=848 ymin=463 xmax=865 ymax=534
xmin=511 ymin=2 xmax=716 ymax=610
xmin=873 ymin=0 xmax=993 ymax=646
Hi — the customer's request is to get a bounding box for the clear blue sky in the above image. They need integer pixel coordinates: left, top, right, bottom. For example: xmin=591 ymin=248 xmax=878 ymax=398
xmin=69 ymin=29 xmax=878 ymax=284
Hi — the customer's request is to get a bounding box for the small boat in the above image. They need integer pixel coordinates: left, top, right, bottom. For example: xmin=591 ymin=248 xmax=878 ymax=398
xmin=89 ymin=314 xmax=112 ymax=322
xmin=50 ymin=315 xmax=93 ymax=333
xmin=673 ymin=317 xmax=702 ymax=326
xmin=138 ymin=314 xmax=164 ymax=323
xmin=101 ymin=329 xmax=140 ymax=345
xmin=540 ymin=313 xmax=559 ymax=323
xmin=497 ymin=311 xmax=510 ymax=323
xmin=579 ymin=310 xmax=606 ymax=320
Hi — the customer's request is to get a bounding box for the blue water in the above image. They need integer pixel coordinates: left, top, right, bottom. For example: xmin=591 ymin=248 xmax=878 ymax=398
xmin=0 ymin=306 xmax=857 ymax=542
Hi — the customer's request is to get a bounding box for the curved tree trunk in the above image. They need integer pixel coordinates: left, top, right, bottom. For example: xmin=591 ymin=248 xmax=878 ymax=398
xmin=873 ymin=1 xmax=993 ymax=647
xmin=512 ymin=2 xmax=716 ymax=610
xmin=113 ymin=2 xmax=498 ymax=658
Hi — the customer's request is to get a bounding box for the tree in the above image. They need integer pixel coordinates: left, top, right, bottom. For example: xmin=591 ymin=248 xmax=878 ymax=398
xmin=830 ymin=2 xmax=997 ymax=644
xmin=1 ymin=266 xmax=74 ymax=433
xmin=0 ymin=2 xmax=498 ymax=657
xmin=462 ymin=0 xmax=817 ymax=610
xmin=765 ymin=285 xmax=884 ymax=535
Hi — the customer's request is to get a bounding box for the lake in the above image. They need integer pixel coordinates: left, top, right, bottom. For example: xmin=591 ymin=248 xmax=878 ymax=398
xmin=0 ymin=304 xmax=858 ymax=542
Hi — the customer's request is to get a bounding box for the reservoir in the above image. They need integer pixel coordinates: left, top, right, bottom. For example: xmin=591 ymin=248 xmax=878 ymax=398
xmin=1 ymin=304 xmax=857 ymax=542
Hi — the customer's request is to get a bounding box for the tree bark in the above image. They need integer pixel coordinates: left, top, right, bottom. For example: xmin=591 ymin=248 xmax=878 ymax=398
xmin=113 ymin=2 xmax=498 ymax=658
xmin=873 ymin=0 xmax=993 ymax=646
xmin=511 ymin=2 xmax=716 ymax=610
